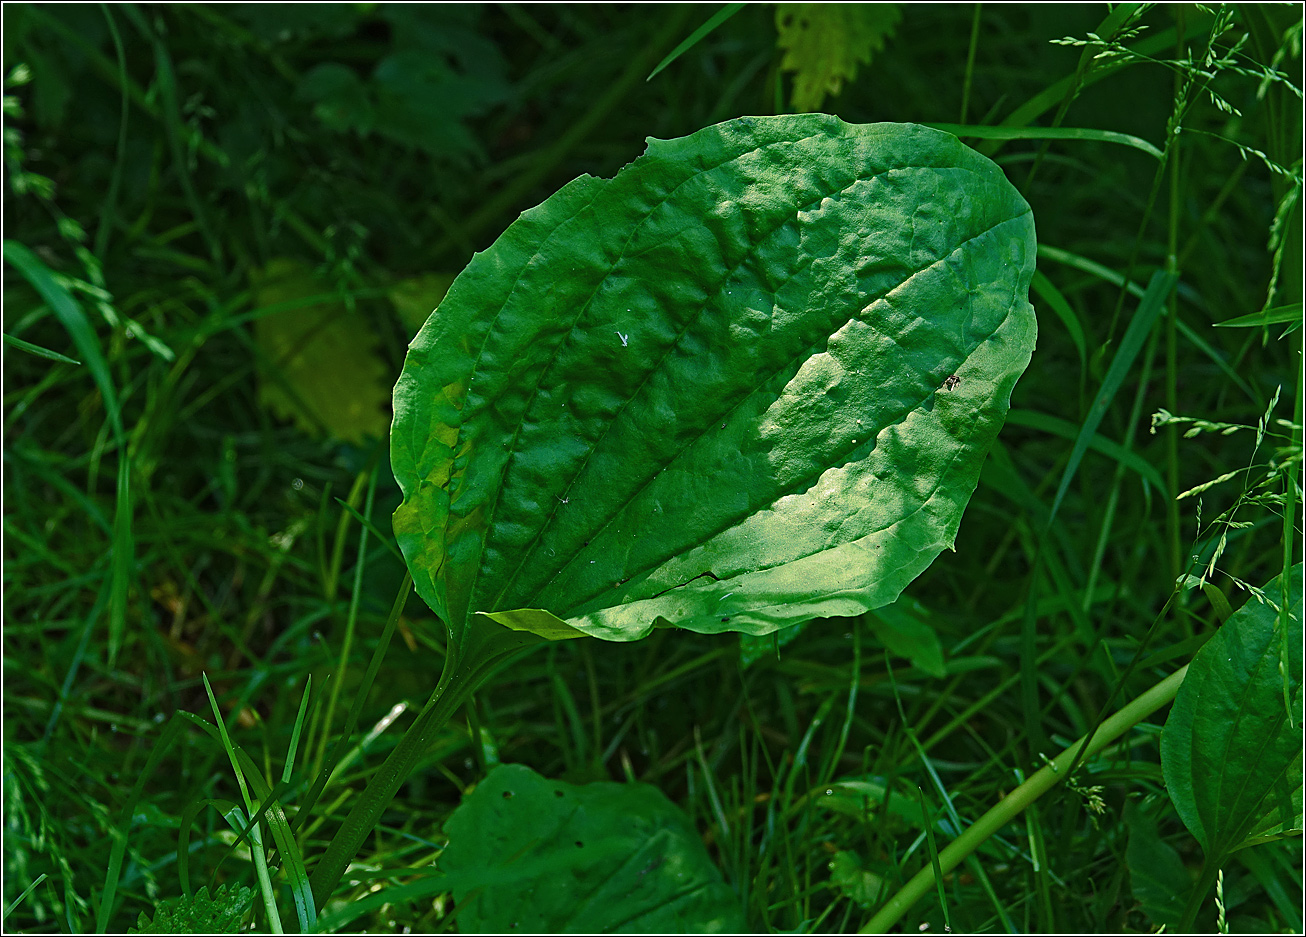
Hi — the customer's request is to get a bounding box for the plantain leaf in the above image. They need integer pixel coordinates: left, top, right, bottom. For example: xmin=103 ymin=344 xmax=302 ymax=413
xmin=436 ymin=763 xmax=746 ymax=933
xmin=1161 ymin=564 xmax=1304 ymax=862
xmin=391 ymin=115 xmax=1036 ymax=645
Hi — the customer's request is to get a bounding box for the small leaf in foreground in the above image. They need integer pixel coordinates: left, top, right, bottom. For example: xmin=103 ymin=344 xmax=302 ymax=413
xmin=1161 ymin=563 xmax=1303 ymax=861
xmin=437 ymin=763 xmax=746 ymax=933
xmin=128 ymin=884 xmax=253 ymax=934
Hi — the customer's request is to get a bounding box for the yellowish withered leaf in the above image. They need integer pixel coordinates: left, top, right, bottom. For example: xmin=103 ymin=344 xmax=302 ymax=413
xmin=388 ymin=272 xmax=456 ymax=337
xmin=775 ymin=4 xmax=901 ymax=112
xmin=252 ymin=258 xmax=390 ymax=444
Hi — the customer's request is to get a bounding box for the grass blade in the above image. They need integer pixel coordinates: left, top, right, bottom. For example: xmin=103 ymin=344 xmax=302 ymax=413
xmin=96 ymin=716 xmax=186 ymax=932
xmin=1048 ymin=270 xmax=1177 ymax=527
xmin=3 ymin=874 xmax=48 ymax=924
xmin=2 ymin=333 xmax=81 ymax=364
xmin=929 ymin=122 xmax=1164 ymax=160
xmin=1215 ymin=303 xmax=1302 ymax=328
xmin=646 ymin=3 xmax=746 ymax=81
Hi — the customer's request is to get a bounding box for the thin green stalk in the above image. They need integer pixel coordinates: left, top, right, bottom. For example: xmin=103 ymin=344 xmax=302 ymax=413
xmin=316 ymin=469 xmax=377 ymax=773
xmin=1165 ymin=7 xmax=1184 ymax=583
xmin=1178 ymin=853 xmax=1223 ymax=933
xmin=959 ymin=5 xmax=982 ymax=125
xmin=95 ymin=4 xmax=130 ymax=260
xmin=861 ymin=665 xmax=1189 ymax=934
xmin=308 ymin=617 xmax=542 ymax=911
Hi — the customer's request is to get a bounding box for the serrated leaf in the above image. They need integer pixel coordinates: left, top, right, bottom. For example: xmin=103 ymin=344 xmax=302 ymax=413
xmin=436 ymin=763 xmax=746 ymax=933
xmin=129 ymin=884 xmax=254 ymax=934
xmin=776 ymin=4 xmax=901 ymax=112
xmin=252 ymin=258 xmax=390 ymax=444
xmin=391 ymin=116 xmax=1036 ymax=646
xmin=1161 ymin=563 xmax=1304 ymax=862
xmin=1124 ymin=798 xmax=1190 ymax=927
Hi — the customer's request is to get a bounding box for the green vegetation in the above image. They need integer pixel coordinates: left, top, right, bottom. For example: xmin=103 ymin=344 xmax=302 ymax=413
xmin=4 ymin=4 xmax=1300 ymax=933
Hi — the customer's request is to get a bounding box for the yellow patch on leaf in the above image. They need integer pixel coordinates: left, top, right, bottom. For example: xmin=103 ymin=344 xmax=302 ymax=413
xmin=775 ymin=4 xmax=901 ymax=112
xmin=251 ymin=258 xmax=390 ymax=444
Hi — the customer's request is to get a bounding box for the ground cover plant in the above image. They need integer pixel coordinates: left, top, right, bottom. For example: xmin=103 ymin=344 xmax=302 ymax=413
xmin=3 ymin=3 xmax=1301 ymax=933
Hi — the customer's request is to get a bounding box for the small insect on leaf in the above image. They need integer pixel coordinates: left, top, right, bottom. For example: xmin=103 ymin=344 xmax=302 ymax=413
xmin=942 ymin=374 xmax=962 ymax=391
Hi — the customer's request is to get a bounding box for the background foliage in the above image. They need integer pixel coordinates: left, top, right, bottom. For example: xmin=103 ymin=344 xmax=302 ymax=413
xmin=3 ymin=3 xmax=1301 ymax=933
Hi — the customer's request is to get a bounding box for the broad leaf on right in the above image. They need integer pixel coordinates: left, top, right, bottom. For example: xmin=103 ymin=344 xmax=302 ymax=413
xmin=1161 ymin=563 xmax=1304 ymax=865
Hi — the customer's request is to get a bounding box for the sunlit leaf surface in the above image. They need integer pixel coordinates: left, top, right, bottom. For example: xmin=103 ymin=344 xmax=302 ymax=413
xmin=392 ymin=115 xmax=1037 ymax=642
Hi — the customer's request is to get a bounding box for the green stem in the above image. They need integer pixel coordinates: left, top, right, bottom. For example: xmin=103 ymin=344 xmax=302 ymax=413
xmin=861 ymin=665 xmax=1189 ymax=934
xmin=1177 ymin=853 xmax=1222 ymax=933
xmin=308 ymin=617 xmax=542 ymax=911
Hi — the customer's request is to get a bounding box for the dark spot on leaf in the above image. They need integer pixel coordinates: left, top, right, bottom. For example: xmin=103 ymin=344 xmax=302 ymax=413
xmin=575 ymin=840 xmax=584 ymax=848
xmin=554 ymin=790 xmax=564 ymax=798
xmin=502 ymin=790 xmax=513 ymax=798
xmin=721 ymin=616 xmax=730 ymax=622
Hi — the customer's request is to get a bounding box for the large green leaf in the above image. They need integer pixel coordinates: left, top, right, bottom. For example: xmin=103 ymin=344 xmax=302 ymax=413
xmin=436 ymin=763 xmax=746 ymax=933
xmin=391 ymin=115 xmax=1036 ymax=643
xmin=1161 ymin=564 xmax=1304 ymax=861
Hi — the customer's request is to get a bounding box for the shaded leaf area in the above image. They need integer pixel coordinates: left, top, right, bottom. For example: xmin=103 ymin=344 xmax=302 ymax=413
xmin=391 ymin=115 xmax=1036 ymax=644
xmin=128 ymin=884 xmax=253 ymax=934
xmin=251 ymin=258 xmax=391 ymax=444
xmin=827 ymin=849 xmax=883 ymax=909
xmin=1161 ymin=564 xmax=1304 ymax=861
xmin=288 ymin=5 xmax=509 ymax=162
xmin=436 ymin=763 xmax=746 ymax=934
xmin=1124 ymin=798 xmax=1190 ymax=928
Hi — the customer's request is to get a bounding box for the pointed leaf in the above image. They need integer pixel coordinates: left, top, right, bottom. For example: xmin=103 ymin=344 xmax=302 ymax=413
xmin=866 ymin=595 xmax=946 ymax=676
xmin=1161 ymin=564 xmax=1304 ymax=861
xmin=437 ymin=763 xmax=746 ymax=933
xmin=1124 ymin=798 xmax=1190 ymax=927
xmin=391 ymin=116 xmax=1037 ymax=644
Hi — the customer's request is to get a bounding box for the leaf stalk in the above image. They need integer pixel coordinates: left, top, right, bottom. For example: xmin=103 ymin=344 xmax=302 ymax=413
xmin=861 ymin=665 xmax=1189 ymax=933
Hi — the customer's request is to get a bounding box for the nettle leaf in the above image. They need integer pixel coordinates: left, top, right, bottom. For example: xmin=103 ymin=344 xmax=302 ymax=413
xmin=391 ymin=115 xmax=1036 ymax=644
xmin=129 ymin=884 xmax=254 ymax=934
xmin=436 ymin=763 xmax=746 ymax=933
xmin=776 ymin=4 xmax=902 ymax=112
xmin=1161 ymin=564 xmax=1304 ymax=862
